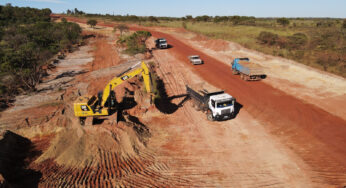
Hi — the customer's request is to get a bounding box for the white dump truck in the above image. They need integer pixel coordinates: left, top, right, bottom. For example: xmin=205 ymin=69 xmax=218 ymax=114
xmin=186 ymin=85 xmax=235 ymax=121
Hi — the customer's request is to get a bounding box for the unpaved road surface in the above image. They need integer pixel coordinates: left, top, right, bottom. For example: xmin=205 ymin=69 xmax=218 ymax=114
xmin=139 ymin=26 xmax=346 ymax=186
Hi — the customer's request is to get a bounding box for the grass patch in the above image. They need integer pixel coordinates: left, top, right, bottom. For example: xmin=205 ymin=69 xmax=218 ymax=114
xmin=141 ymin=20 xmax=345 ymax=77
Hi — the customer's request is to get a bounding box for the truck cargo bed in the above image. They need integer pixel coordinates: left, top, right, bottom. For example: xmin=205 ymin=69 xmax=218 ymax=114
xmin=237 ymin=60 xmax=264 ymax=76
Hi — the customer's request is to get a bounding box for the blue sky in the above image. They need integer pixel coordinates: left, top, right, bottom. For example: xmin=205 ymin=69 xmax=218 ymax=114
xmin=3 ymin=0 xmax=346 ymax=18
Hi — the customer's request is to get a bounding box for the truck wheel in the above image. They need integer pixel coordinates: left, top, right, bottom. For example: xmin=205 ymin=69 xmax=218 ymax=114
xmin=244 ymin=75 xmax=249 ymax=81
xmin=232 ymin=69 xmax=238 ymax=75
xmin=207 ymin=110 xmax=214 ymax=121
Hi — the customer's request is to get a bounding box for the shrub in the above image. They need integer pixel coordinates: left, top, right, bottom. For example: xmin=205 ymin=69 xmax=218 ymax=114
xmin=182 ymin=22 xmax=187 ymax=29
xmin=117 ymin=24 xmax=129 ymax=36
xmin=87 ymin=19 xmax=97 ymax=28
xmin=277 ymin=18 xmax=290 ymax=26
xmin=287 ymin=33 xmax=308 ymax=49
xmin=343 ymin=19 xmax=346 ymax=28
xmin=117 ymin=31 xmax=152 ymax=55
xmin=257 ymin=31 xmax=278 ymax=45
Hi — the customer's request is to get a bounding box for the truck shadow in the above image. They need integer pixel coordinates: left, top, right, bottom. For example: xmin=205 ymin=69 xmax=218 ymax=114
xmin=233 ymin=101 xmax=243 ymax=119
xmin=151 ymin=44 xmax=174 ymax=51
xmin=0 ymin=131 xmax=42 ymax=188
xmin=154 ymin=78 xmax=189 ymax=114
xmin=215 ymin=101 xmax=243 ymax=122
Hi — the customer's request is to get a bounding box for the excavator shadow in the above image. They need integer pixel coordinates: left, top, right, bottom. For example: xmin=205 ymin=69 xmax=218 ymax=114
xmin=93 ymin=96 xmax=138 ymax=125
xmin=154 ymin=78 xmax=189 ymax=114
xmin=0 ymin=131 xmax=42 ymax=187
xmin=115 ymin=96 xmax=138 ymax=123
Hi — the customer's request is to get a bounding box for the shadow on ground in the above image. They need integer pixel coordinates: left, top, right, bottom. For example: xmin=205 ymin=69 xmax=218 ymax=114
xmin=154 ymin=78 xmax=189 ymax=114
xmin=0 ymin=131 xmax=42 ymax=188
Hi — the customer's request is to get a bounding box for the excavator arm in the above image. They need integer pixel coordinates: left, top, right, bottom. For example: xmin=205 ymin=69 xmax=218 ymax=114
xmin=101 ymin=62 xmax=152 ymax=106
xmin=74 ymin=61 xmax=153 ymax=122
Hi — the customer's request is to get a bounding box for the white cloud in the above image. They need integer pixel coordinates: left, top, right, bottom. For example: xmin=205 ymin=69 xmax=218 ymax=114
xmin=23 ymin=0 xmax=66 ymax=4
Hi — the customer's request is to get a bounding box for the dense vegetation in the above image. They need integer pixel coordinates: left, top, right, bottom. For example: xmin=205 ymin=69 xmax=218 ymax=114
xmin=74 ymin=12 xmax=345 ymax=77
xmin=0 ymin=4 xmax=82 ymax=106
xmin=117 ymin=31 xmax=152 ymax=55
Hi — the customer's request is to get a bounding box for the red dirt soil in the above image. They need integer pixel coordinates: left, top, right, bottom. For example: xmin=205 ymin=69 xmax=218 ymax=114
xmin=58 ymin=15 xmax=346 ymax=185
xmin=136 ymin=26 xmax=346 ymax=185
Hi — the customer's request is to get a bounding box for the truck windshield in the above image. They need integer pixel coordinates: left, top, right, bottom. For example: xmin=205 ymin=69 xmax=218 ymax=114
xmin=216 ymin=101 xmax=233 ymax=108
xmin=159 ymin=40 xmax=166 ymax=43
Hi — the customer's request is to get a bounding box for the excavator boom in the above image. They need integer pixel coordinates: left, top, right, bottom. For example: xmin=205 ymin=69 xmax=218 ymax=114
xmin=73 ymin=61 xmax=153 ymax=123
xmin=101 ymin=62 xmax=151 ymax=106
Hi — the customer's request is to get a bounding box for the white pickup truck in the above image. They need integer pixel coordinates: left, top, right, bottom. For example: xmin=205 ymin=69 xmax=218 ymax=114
xmin=188 ymin=55 xmax=204 ymax=65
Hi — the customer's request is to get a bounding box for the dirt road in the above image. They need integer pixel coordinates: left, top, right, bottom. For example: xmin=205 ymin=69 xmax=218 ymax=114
xmin=139 ymin=27 xmax=346 ymax=185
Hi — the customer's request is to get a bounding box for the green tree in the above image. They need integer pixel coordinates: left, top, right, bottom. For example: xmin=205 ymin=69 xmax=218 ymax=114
xmin=195 ymin=15 xmax=210 ymax=22
xmin=148 ymin=16 xmax=158 ymax=23
xmin=0 ymin=5 xmax=81 ymax=99
xmin=277 ymin=18 xmax=290 ymax=26
xmin=185 ymin=15 xmax=193 ymax=21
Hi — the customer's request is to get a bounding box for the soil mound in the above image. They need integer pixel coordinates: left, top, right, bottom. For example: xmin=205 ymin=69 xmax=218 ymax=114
xmin=35 ymin=121 xmax=146 ymax=168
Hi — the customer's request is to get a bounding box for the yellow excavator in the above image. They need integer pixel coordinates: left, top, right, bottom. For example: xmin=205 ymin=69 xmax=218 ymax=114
xmin=74 ymin=61 xmax=153 ymax=125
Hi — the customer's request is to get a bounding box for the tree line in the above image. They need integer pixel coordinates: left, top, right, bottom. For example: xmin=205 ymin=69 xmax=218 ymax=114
xmin=0 ymin=4 xmax=82 ymax=108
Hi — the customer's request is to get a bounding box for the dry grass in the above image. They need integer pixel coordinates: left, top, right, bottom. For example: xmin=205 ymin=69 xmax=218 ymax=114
xmin=141 ymin=20 xmax=345 ymax=77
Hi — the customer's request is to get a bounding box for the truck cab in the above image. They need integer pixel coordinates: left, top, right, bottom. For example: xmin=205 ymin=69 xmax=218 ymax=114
xmin=155 ymin=38 xmax=168 ymax=49
xmin=208 ymin=93 xmax=235 ymax=121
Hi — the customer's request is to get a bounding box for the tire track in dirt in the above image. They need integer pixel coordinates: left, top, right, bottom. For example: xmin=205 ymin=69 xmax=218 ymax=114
xmin=135 ymin=26 xmax=346 ymax=186
xmin=33 ymin=146 xmax=205 ymax=187
xmin=151 ymin=49 xmax=293 ymax=187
